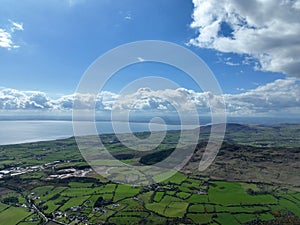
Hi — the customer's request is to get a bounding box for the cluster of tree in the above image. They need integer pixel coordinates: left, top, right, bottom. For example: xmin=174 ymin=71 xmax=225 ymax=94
xmin=94 ymin=196 xmax=112 ymax=207
xmin=246 ymin=188 xmax=269 ymax=195
xmin=2 ymin=196 xmax=18 ymax=205
xmin=139 ymin=148 xmax=175 ymax=165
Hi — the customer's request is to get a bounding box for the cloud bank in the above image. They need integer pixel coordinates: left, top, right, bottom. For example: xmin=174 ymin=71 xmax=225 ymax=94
xmin=189 ymin=0 xmax=300 ymax=77
xmin=1 ymin=78 xmax=299 ymax=116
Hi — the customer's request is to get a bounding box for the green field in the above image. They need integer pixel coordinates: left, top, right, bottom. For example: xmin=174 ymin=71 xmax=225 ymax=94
xmin=21 ymin=173 xmax=296 ymax=224
xmin=1 ymin=169 xmax=300 ymax=224
xmin=0 ymin=124 xmax=299 ymax=224
xmin=0 ymin=206 xmax=32 ymax=224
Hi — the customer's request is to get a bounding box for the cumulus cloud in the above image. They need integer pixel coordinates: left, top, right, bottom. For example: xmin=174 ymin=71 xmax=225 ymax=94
xmin=189 ymin=0 xmax=300 ymax=77
xmin=113 ymin=88 xmax=200 ymax=112
xmin=224 ymin=79 xmax=300 ymax=115
xmin=0 ymin=20 xmax=24 ymax=49
xmin=0 ymin=88 xmax=52 ymax=109
xmin=225 ymin=78 xmax=300 ymax=114
xmin=1 ymin=78 xmax=299 ymax=116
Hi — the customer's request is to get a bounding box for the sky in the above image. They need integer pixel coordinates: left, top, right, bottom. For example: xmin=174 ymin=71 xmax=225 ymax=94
xmin=0 ymin=0 xmax=299 ymax=117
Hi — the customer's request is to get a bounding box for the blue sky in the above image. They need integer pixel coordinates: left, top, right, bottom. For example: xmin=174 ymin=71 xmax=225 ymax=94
xmin=0 ymin=0 xmax=299 ymax=116
xmin=1 ymin=0 xmax=197 ymax=94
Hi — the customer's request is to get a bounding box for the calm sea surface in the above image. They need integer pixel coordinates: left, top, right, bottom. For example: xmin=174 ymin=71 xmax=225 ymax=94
xmin=0 ymin=117 xmax=299 ymax=145
xmin=0 ymin=120 xmax=198 ymax=145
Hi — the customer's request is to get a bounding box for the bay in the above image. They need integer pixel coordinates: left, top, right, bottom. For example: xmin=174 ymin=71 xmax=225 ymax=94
xmin=0 ymin=120 xmax=198 ymax=145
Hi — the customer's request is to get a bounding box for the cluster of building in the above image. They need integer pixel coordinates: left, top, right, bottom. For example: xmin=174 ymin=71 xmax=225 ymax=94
xmin=0 ymin=165 xmax=42 ymax=179
xmin=47 ymin=168 xmax=92 ymax=179
xmin=0 ymin=160 xmax=81 ymax=180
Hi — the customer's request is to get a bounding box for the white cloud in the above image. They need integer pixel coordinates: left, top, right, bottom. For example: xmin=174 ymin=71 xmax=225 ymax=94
xmin=189 ymin=0 xmax=300 ymax=77
xmin=0 ymin=29 xmax=14 ymax=49
xmin=0 ymin=20 xmax=24 ymax=50
xmin=123 ymin=11 xmax=133 ymax=20
xmin=9 ymin=20 xmax=24 ymax=32
xmin=137 ymin=57 xmax=145 ymax=62
xmin=225 ymin=78 xmax=300 ymax=115
xmin=225 ymin=61 xmax=239 ymax=66
xmin=0 ymin=88 xmax=52 ymax=109
xmin=0 ymin=78 xmax=299 ymax=116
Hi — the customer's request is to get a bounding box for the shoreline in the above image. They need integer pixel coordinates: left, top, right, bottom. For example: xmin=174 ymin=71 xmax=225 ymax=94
xmin=1 ymin=121 xmax=300 ymax=147
xmin=0 ymin=120 xmax=201 ymax=146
